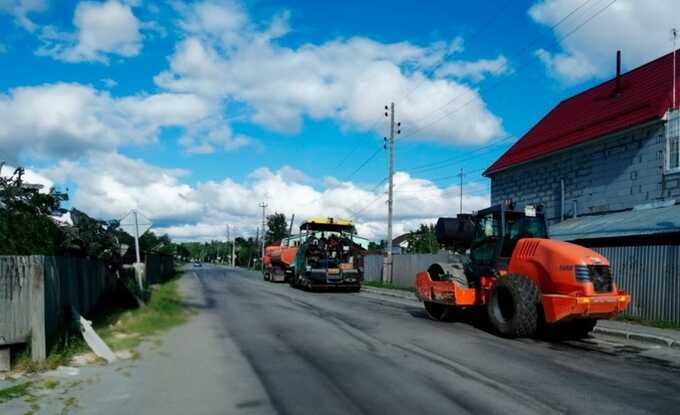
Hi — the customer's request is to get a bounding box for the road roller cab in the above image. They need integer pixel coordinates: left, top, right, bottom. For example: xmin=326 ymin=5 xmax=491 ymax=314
xmin=415 ymin=202 xmax=630 ymax=338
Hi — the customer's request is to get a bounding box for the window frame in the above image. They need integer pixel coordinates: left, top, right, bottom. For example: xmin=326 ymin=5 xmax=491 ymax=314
xmin=665 ymin=109 xmax=680 ymax=174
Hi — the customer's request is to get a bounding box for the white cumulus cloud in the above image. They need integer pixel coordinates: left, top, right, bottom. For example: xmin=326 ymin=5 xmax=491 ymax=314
xmin=36 ymin=0 xmax=143 ymax=63
xmin=530 ymin=0 xmax=680 ymax=84
xmin=435 ymin=55 xmax=511 ymax=82
xmin=0 ymin=83 xmax=215 ymax=162
xmin=155 ymin=0 xmax=506 ymax=145
xmin=0 ymin=0 xmax=47 ymax=31
xmin=40 ymin=153 xmax=490 ymax=241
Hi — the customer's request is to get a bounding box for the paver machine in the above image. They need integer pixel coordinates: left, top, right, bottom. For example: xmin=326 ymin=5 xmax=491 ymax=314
xmin=289 ymin=218 xmax=368 ymax=291
xmin=415 ymin=202 xmax=630 ymax=338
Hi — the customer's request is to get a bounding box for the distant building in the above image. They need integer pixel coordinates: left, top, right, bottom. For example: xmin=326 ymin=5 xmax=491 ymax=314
xmin=484 ymin=51 xmax=680 ymax=322
xmin=391 ymin=233 xmax=410 ymax=254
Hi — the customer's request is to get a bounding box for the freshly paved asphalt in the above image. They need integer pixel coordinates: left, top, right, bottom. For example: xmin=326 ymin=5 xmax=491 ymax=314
xmin=3 ymin=264 xmax=680 ymax=414
xmin=192 ymin=266 xmax=680 ymax=415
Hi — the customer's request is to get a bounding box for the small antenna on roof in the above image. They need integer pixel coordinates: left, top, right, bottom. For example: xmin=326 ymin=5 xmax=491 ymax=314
xmin=615 ymin=50 xmax=622 ymax=95
xmin=673 ymin=28 xmax=678 ymax=109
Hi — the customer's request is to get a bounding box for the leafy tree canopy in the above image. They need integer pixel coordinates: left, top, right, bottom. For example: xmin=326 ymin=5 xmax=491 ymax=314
xmin=265 ymin=212 xmax=288 ymax=245
xmin=405 ymin=224 xmax=442 ymax=254
xmin=0 ymin=163 xmax=178 ymax=262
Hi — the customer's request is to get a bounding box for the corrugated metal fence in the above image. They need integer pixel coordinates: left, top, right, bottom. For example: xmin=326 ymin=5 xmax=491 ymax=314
xmin=367 ymin=247 xmax=680 ymax=322
xmin=364 ymin=253 xmax=451 ymax=288
xmin=1 ymin=254 xmax=175 ymax=360
xmin=43 ymin=256 xmax=119 ymax=346
xmin=145 ymin=254 xmax=175 ymax=285
xmin=593 ymin=245 xmax=680 ymax=322
xmin=0 ymin=256 xmax=33 ymax=346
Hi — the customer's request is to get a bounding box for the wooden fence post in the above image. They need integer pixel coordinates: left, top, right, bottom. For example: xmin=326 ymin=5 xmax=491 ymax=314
xmin=29 ymin=256 xmax=46 ymax=361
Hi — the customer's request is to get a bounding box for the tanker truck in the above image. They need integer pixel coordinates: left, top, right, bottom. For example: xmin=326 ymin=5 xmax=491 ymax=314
xmin=263 ymin=238 xmax=300 ymax=282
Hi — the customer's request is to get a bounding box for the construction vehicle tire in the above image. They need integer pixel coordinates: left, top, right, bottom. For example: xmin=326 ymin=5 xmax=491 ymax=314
xmin=487 ymin=274 xmax=540 ymax=337
xmin=424 ymin=302 xmax=457 ymax=322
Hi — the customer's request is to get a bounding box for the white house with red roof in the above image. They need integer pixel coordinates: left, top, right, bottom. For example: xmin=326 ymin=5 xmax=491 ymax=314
xmin=485 ymin=51 xmax=680 ymax=247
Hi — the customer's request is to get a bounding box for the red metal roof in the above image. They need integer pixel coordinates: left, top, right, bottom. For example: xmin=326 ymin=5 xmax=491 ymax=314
xmin=485 ymin=51 xmax=680 ymax=176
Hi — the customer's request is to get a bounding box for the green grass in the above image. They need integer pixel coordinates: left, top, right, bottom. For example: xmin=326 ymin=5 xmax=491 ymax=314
xmin=613 ymin=314 xmax=680 ymax=331
xmin=0 ymin=382 xmax=34 ymax=404
xmin=14 ymin=273 xmax=189 ymax=372
xmin=362 ymin=280 xmax=415 ymax=292
xmin=96 ymin=276 xmax=189 ymax=351
xmin=14 ymin=331 xmax=89 ymax=373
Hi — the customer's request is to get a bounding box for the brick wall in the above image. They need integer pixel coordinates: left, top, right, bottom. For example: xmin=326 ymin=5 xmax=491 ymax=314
xmin=490 ymin=121 xmax=680 ymax=223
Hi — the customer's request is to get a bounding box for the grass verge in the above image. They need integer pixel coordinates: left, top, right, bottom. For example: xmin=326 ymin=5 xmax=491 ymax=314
xmin=362 ymin=280 xmax=415 ymax=292
xmin=0 ymin=381 xmax=33 ymax=404
xmin=13 ymin=273 xmax=189 ymax=372
xmin=96 ymin=276 xmax=189 ymax=351
xmin=613 ymin=314 xmax=680 ymax=331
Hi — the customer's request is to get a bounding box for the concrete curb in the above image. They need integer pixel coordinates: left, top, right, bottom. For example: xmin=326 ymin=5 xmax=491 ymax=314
xmin=361 ymin=287 xmax=419 ymax=302
xmin=593 ymin=326 xmax=680 ymax=349
xmin=362 ymin=286 xmax=680 ymax=349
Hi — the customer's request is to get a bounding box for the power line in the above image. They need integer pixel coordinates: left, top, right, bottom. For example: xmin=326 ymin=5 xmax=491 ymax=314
xmin=392 ymin=0 xmax=514 ymax=107
xmin=398 ymin=134 xmax=516 ymax=175
xmin=349 ymin=191 xmax=385 ymax=220
xmin=331 ymin=0 xmax=514 ymax=175
xmin=393 ymin=170 xmax=488 ymax=192
xmin=350 ymin=169 xmax=488 ymax=219
xmin=397 ymin=0 xmax=607 ymax=140
xmin=344 ymin=147 xmax=383 ymax=180
xmin=349 ymin=175 xmax=491 ymax=223
xmin=349 ymin=0 xmax=618 ymax=225
xmin=394 ymin=177 xmax=490 ymax=195
xmin=336 ymin=0 xmax=606 ymax=183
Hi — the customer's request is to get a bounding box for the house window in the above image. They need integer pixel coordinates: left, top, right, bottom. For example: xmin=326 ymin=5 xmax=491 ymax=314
xmin=666 ymin=109 xmax=680 ymax=173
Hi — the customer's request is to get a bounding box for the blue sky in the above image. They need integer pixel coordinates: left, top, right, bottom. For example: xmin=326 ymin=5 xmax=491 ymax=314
xmin=1 ymin=0 xmax=678 ymax=241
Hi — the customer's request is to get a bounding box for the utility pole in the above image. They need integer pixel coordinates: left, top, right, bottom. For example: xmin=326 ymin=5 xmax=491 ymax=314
xmin=231 ymin=230 xmax=236 ymax=267
xmin=383 ymin=102 xmax=399 ymax=284
xmin=458 ymin=168 xmax=464 ymax=214
xmin=226 ymin=224 xmax=230 ymax=265
xmin=133 ymin=210 xmax=141 ymax=265
xmin=249 ymin=227 xmax=260 ymax=269
xmin=288 ymin=213 xmax=295 ymax=236
xmin=259 ymin=202 xmax=267 ymax=272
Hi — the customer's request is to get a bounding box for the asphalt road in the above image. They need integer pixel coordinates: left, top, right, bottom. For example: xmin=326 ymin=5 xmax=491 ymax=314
xmin=4 ymin=265 xmax=680 ymax=415
xmin=191 ymin=265 xmax=680 ymax=415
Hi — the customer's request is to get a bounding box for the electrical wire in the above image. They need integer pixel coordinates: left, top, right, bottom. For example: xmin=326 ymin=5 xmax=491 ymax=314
xmin=397 ymin=0 xmax=608 ymax=140
xmin=331 ymin=0 xmax=513 ymax=175
xmin=346 ymin=0 xmax=620 ymax=222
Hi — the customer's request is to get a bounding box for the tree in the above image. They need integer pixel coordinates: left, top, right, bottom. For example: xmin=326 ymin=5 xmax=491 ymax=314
xmin=0 ymin=166 xmax=67 ymax=255
xmin=176 ymin=244 xmax=191 ymax=260
xmin=405 ymin=224 xmax=441 ymax=254
xmin=367 ymin=240 xmax=386 ymax=254
xmin=265 ymin=212 xmax=288 ymax=245
xmin=60 ymin=208 xmax=123 ymax=263
xmin=234 ymin=236 xmax=259 ymax=267
xmin=0 ymin=163 xmax=178 ymax=263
